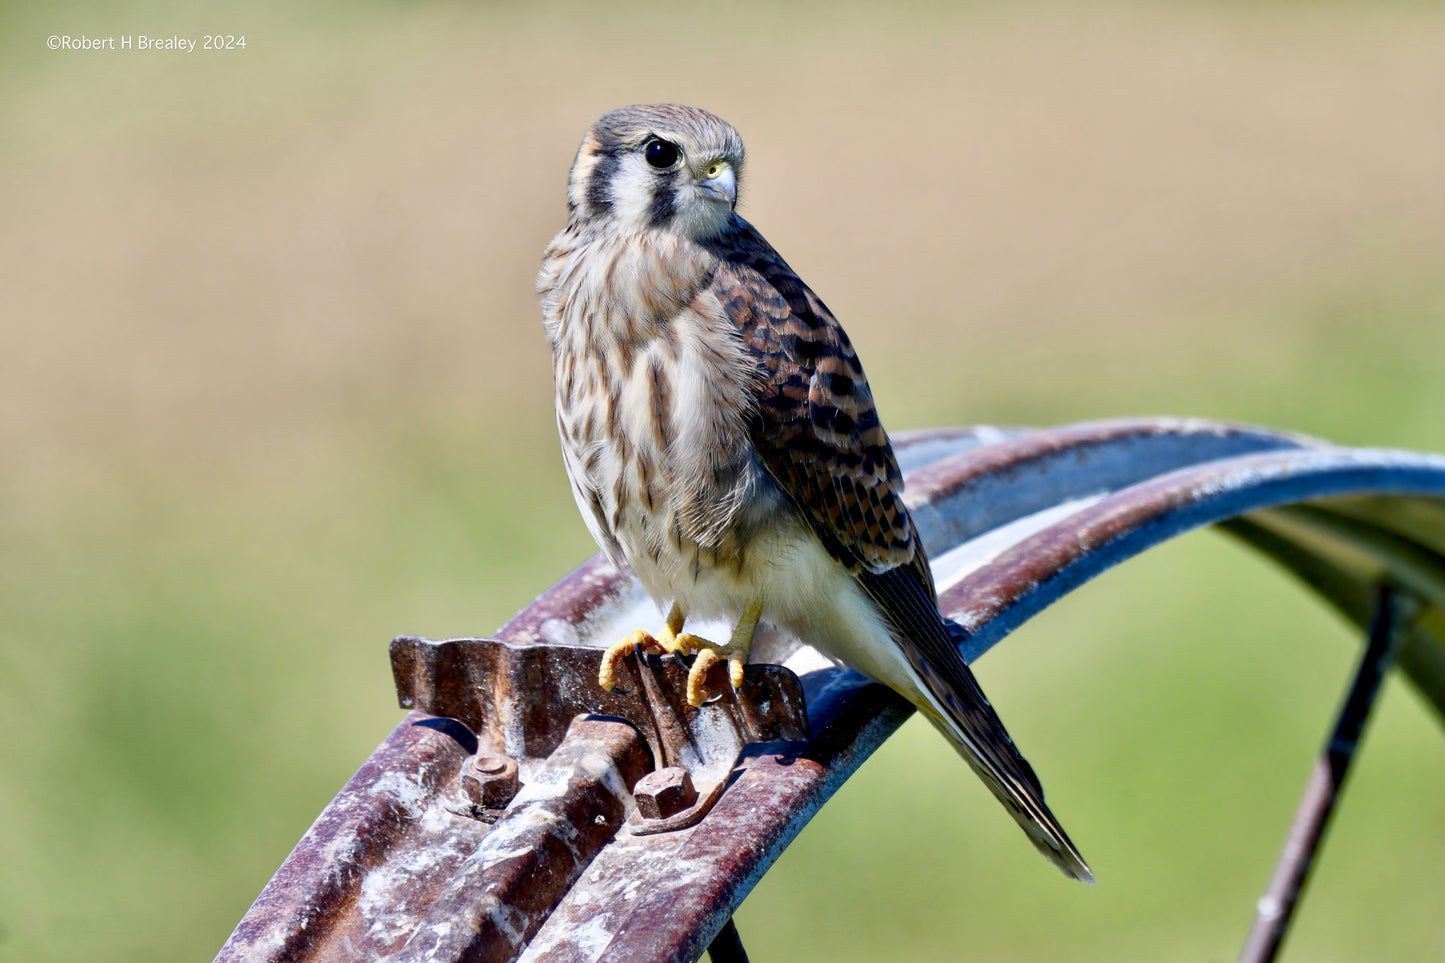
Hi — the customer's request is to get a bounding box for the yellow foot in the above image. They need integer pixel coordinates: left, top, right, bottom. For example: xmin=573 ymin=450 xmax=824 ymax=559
xmin=598 ymin=601 xmax=761 ymax=707
xmin=599 ymin=629 xmax=661 ymax=693
xmin=597 ymin=628 xmax=745 ymax=707
xmin=672 ymin=636 xmax=748 ymax=708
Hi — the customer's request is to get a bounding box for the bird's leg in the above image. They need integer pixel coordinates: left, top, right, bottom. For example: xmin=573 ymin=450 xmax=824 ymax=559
xmin=657 ymin=601 xmax=688 ymax=649
xmin=598 ymin=602 xmax=689 ymax=692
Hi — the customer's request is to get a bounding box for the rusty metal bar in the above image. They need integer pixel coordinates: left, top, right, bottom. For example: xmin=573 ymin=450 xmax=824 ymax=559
xmin=520 ymin=670 xmax=911 ymax=963
xmin=936 ymin=444 xmax=1445 ymax=718
xmin=393 ymin=715 xmax=650 ymax=963
xmin=1239 ymin=584 xmax=1411 ymax=963
xmin=704 ymin=917 xmax=749 ymax=963
xmin=215 ymin=711 xmax=478 ymax=962
xmin=217 ymin=419 xmax=1445 ymax=962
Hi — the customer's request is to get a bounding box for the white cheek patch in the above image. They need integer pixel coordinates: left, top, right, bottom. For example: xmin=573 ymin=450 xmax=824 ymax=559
xmin=602 ymin=156 xmax=731 ymax=240
xmin=609 ymin=158 xmax=665 ymax=231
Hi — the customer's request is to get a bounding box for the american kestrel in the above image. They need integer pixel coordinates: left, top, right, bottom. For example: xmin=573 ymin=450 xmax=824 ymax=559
xmin=537 ymin=104 xmax=1092 ymax=881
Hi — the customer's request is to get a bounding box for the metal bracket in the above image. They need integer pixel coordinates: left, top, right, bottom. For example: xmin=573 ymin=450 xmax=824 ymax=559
xmin=391 ymin=635 xmax=811 ymax=830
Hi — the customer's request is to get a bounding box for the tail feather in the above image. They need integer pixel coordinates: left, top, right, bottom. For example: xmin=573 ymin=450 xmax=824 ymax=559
xmin=858 ymin=565 xmax=1093 ymax=883
xmin=913 ymin=674 xmax=1094 ymax=883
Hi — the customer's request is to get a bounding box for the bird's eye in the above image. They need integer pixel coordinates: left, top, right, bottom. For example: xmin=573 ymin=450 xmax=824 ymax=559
xmin=644 ymin=139 xmax=680 ymax=170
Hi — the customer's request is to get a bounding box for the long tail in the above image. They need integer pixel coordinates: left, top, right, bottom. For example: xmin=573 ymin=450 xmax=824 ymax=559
xmin=912 ymin=659 xmax=1094 ymax=883
xmin=859 ymin=567 xmax=1094 ymax=883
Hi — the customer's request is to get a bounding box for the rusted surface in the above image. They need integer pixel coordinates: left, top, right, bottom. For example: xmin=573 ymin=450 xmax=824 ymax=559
xmin=1241 ymin=586 xmax=1413 ymax=963
xmin=935 ymin=445 xmax=1445 ymax=717
xmin=390 ymin=716 xmax=649 ymax=963
xmin=216 ymin=712 xmax=483 ymax=962
xmin=903 ymin=417 xmax=1307 ymax=556
xmin=520 ymin=670 xmax=912 ymax=963
xmin=392 ymin=636 xmax=809 ymax=787
xmin=220 ymin=420 xmax=1445 ymax=963
xmin=704 ymin=918 xmax=750 ymax=963
xmin=460 ymin=752 xmax=520 ymax=815
xmin=633 ymin=767 xmax=697 ymax=819
xmin=626 ymin=776 xmax=727 ymax=836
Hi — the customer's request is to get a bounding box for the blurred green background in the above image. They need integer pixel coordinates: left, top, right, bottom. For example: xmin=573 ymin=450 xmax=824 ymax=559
xmin=1 ymin=1 xmax=1441 ymax=960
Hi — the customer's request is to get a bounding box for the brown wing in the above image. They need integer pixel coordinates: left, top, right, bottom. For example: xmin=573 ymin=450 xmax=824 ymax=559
xmin=704 ymin=219 xmax=1093 ymax=882
xmin=703 ymin=219 xmax=925 ymax=586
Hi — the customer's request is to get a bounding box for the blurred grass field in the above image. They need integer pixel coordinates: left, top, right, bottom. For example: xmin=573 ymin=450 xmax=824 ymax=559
xmin=0 ymin=1 xmax=1441 ymax=960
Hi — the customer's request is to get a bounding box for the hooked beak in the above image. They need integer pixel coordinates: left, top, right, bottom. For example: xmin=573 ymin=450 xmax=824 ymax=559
xmin=698 ymin=162 xmax=737 ymax=210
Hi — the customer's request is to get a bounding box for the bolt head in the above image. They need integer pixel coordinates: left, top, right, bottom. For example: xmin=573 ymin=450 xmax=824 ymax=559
xmin=634 ymin=766 xmax=697 ymax=819
xmin=461 ymin=752 xmax=519 ymax=810
xmin=471 ymin=754 xmax=508 ymax=775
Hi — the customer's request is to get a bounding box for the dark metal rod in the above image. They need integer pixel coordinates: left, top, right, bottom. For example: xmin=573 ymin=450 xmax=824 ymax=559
xmin=706 ymin=916 xmax=750 ymax=963
xmin=1240 ymin=584 xmax=1406 ymax=963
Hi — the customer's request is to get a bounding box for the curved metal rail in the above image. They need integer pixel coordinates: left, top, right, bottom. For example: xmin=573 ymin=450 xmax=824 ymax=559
xmin=217 ymin=419 xmax=1445 ymax=963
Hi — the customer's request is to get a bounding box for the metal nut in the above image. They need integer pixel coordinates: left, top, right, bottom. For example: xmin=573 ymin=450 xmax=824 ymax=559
xmin=633 ymin=766 xmax=697 ymax=819
xmin=471 ymin=754 xmax=509 ymax=776
xmin=460 ymin=752 xmax=519 ymax=810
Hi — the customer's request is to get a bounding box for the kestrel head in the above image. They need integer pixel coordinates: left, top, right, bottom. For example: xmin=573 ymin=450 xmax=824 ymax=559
xmin=566 ymin=104 xmax=746 ymax=240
